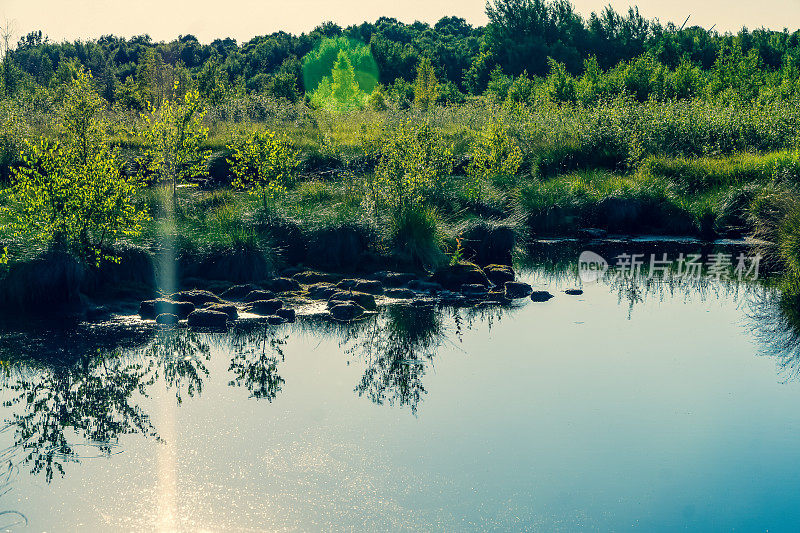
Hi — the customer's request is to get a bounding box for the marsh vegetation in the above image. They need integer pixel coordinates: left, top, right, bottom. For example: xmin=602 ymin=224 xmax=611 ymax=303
xmin=2 ymin=0 xmax=800 ymax=312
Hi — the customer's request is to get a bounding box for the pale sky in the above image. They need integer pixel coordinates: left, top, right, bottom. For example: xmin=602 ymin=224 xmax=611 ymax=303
xmin=1 ymin=0 xmax=799 ymax=44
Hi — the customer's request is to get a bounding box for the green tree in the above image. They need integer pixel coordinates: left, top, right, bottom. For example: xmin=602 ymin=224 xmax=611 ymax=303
xmin=139 ymin=88 xmax=211 ymax=199
xmin=309 ymin=50 xmax=366 ymax=110
xmin=197 ymin=58 xmax=229 ymax=104
xmin=466 ymin=121 xmax=523 ymax=199
xmin=227 ymin=130 xmax=300 ymax=213
xmin=372 ymin=121 xmax=453 ymax=220
xmin=414 ymin=57 xmax=440 ymax=111
xmin=302 ymin=36 xmax=378 ymax=95
xmin=1 ymin=69 xmax=148 ymax=263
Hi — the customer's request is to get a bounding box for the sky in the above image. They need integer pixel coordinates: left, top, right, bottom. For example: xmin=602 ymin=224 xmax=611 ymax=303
xmin=0 ymin=0 xmax=799 ymax=44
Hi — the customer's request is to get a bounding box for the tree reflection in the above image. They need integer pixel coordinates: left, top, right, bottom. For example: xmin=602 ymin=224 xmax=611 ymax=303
xmin=346 ymin=305 xmax=446 ymax=415
xmin=140 ymin=329 xmax=210 ymax=405
xmin=227 ymin=324 xmax=287 ymax=401
xmin=748 ymin=286 xmax=800 ymax=381
xmin=1 ymin=351 xmax=159 ymax=483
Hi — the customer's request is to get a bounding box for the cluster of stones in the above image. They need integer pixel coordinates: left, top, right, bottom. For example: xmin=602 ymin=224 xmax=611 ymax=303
xmin=138 ymin=262 xmax=577 ymax=327
xmin=138 ymin=279 xmax=300 ymax=328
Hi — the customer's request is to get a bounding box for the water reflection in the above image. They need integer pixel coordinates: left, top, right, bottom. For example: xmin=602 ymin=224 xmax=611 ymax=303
xmin=347 ymin=305 xmax=444 ymax=414
xmin=226 ymin=324 xmax=287 ymax=401
xmin=1 ymin=350 xmax=159 ymax=482
xmin=140 ymin=329 xmax=210 ymax=404
xmin=0 ymin=240 xmax=795 ymax=497
xmin=747 ymin=287 xmax=800 ymax=381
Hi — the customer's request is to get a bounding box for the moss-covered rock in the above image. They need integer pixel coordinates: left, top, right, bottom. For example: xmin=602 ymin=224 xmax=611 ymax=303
xmin=327 ymin=291 xmax=377 ymax=311
xmin=140 ymin=299 xmax=195 ymax=319
xmin=187 ymin=309 xmax=228 ymax=328
xmin=170 ymin=290 xmax=222 ymax=307
xmin=329 ymin=302 xmax=365 ymax=321
xmin=431 ymin=262 xmax=489 ymax=290
xmin=484 ymin=264 xmax=515 ymax=286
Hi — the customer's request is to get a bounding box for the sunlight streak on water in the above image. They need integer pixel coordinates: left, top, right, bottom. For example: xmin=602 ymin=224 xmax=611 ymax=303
xmin=155 ymin=186 xmax=178 ymax=531
xmin=156 ymin=376 xmax=178 ymax=531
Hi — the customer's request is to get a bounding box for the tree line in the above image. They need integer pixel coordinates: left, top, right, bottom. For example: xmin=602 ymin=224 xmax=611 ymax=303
xmin=2 ymin=0 xmax=800 ymax=106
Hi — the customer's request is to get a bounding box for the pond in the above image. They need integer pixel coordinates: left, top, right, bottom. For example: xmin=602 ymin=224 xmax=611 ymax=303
xmin=0 ymin=241 xmax=799 ymax=531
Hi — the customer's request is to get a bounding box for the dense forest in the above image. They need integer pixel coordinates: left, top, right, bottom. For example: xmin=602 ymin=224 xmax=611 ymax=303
xmin=3 ymin=0 xmax=800 ymax=105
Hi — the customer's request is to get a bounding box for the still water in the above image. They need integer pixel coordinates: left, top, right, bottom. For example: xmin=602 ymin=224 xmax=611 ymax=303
xmin=1 ymin=243 xmax=799 ymax=531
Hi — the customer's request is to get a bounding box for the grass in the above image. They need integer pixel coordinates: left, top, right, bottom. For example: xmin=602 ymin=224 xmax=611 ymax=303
xmin=5 ymin=94 xmax=800 ymax=297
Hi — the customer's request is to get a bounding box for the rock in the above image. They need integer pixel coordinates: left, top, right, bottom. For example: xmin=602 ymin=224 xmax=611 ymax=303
xmin=204 ymin=303 xmax=238 ymax=320
xmin=220 ymin=284 xmax=259 ymax=301
xmin=280 ymin=266 xmax=306 ymax=277
xmin=267 ymin=315 xmax=286 ymax=325
xmin=243 ymin=290 xmax=277 ymax=303
xmin=265 ymin=277 xmax=301 ymax=293
xmin=505 ymin=281 xmax=533 ymax=299
xmin=565 ymin=289 xmax=584 ymax=296
xmin=139 ymin=299 xmax=195 ymax=320
xmin=373 ymin=271 xmax=416 ymax=287
xmin=336 ymin=279 xmax=384 ymax=294
xmin=85 ymin=305 xmax=111 ymax=321
xmin=530 ymin=291 xmax=555 ymax=302
xmin=329 ymin=302 xmax=365 ymax=321
xmin=407 ymin=280 xmax=444 ymax=293
xmin=156 ymin=313 xmax=179 ymax=325
xmin=461 ymin=284 xmax=489 ymax=296
xmin=170 ymin=290 xmax=222 ymax=307
xmin=336 ymin=279 xmax=358 ymax=289
xmin=385 ymin=288 xmax=415 ymax=299
xmin=484 ymin=264 xmax=515 ymax=286
xmin=293 ymin=270 xmax=339 ymax=283
xmin=246 ymin=299 xmax=284 ymax=315
xmin=308 ymin=283 xmax=338 ymax=300
xmin=431 ymin=262 xmax=489 ymax=291
xmin=275 ymin=308 xmax=296 ymax=323
xmin=187 ymin=309 xmax=228 ymax=328
xmin=327 ymin=291 xmax=377 ymax=311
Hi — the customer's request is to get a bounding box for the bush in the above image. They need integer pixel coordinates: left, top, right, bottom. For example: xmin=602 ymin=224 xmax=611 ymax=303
xmin=0 ymin=70 xmax=148 ymax=264
xmin=466 ymin=121 xmax=523 ymax=199
xmin=227 ymin=130 xmax=300 ymax=212
xmin=370 ymin=120 xmax=453 ymax=221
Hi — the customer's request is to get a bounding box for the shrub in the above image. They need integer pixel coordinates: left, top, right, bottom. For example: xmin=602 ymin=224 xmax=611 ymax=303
xmin=1 ymin=70 xmax=148 ymax=264
xmin=139 ymin=88 xmax=211 ymax=197
xmin=414 ymin=57 xmax=440 ymax=112
xmin=370 ymin=120 xmax=453 ymax=221
xmin=227 ymin=130 xmax=300 ymax=212
xmin=466 ymin=121 xmax=523 ymax=199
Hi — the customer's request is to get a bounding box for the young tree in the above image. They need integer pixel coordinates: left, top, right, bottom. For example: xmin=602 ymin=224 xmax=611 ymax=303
xmin=309 ymin=50 xmax=366 ymax=111
xmin=1 ymin=69 xmax=148 ymax=263
xmin=227 ymin=130 xmax=300 ymax=213
xmin=414 ymin=57 xmax=440 ymax=111
xmin=466 ymin=121 xmax=523 ymax=200
xmin=140 ymin=87 xmax=211 ymax=199
xmin=0 ymin=19 xmax=16 ymax=97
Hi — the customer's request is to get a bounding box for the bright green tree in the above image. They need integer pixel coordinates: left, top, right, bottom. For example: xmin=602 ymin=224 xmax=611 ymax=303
xmin=1 ymin=69 xmax=148 ymax=263
xmin=466 ymin=122 xmax=523 ymax=200
xmin=414 ymin=57 xmax=440 ymax=112
xmin=139 ymin=87 xmax=211 ymax=199
xmin=310 ymin=50 xmax=367 ymax=111
xmin=372 ymin=121 xmax=453 ymax=220
xmin=227 ymin=130 xmax=300 ymax=213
